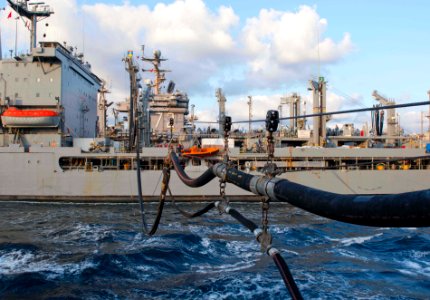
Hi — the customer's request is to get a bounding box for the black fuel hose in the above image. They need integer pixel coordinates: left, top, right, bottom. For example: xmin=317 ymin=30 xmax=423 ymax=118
xmin=169 ymin=187 xmax=216 ymax=218
xmin=136 ymin=123 xmax=148 ymax=232
xmin=228 ymin=207 xmax=259 ymax=232
xmin=135 ymin=116 xmax=167 ymax=236
xmin=212 ymin=163 xmax=430 ymax=227
xmin=274 ymin=182 xmax=430 ymax=227
xmin=214 ymin=201 xmax=301 ymax=298
xmin=170 ymin=151 xmax=216 ymax=187
xmin=271 ymin=250 xmax=303 ymax=300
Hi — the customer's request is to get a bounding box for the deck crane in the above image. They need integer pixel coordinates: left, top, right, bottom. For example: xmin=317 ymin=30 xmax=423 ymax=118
xmin=372 ymin=90 xmax=397 ymax=144
xmin=308 ymin=77 xmax=329 ymax=146
xmin=427 ymin=90 xmax=430 ymax=136
xmin=280 ymin=93 xmax=305 ymax=134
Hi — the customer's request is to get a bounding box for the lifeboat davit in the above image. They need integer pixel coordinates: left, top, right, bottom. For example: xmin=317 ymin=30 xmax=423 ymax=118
xmin=181 ymin=145 xmax=220 ymax=157
xmin=1 ymin=107 xmax=60 ymax=128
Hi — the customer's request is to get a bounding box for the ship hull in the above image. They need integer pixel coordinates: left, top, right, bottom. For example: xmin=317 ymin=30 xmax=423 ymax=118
xmin=0 ymin=147 xmax=429 ymax=202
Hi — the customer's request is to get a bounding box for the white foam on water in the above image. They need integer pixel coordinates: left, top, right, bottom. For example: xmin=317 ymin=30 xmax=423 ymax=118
xmin=328 ymin=233 xmax=383 ymax=247
xmin=125 ymin=234 xmax=171 ymax=251
xmin=397 ymin=259 xmax=430 ymax=278
xmin=193 ymin=258 xmax=258 ymax=274
xmin=0 ymin=249 xmax=97 ymax=278
xmin=335 ymin=248 xmax=370 ymax=262
xmin=124 ymin=264 xmax=154 ymax=281
xmin=0 ymin=249 xmax=37 ymax=275
xmin=70 ymin=223 xmax=112 ymax=242
xmin=199 ymin=273 xmax=285 ymax=300
xmin=187 ymin=223 xmax=247 ymax=237
xmin=47 ymin=222 xmax=113 ymax=244
xmin=199 ymin=237 xmax=218 ymax=255
xmin=269 ymin=225 xmax=292 ymax=235
xmin=281 ymin=249 xmax=299 ymax=256
xmin=411 ymin=250 xmax=430 ymax=260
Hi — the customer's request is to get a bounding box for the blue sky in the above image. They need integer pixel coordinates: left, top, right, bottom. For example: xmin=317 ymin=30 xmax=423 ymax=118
xmin=3 ymin=0 xmax=430 ymax=132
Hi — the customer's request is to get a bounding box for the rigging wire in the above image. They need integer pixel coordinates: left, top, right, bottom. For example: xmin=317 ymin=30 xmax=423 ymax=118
xmin=195 ymin=101 xmax=430 ymax=125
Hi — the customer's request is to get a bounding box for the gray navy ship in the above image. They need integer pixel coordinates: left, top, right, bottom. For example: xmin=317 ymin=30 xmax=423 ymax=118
xmin=0 ymin=0 xmax=429 ymax=202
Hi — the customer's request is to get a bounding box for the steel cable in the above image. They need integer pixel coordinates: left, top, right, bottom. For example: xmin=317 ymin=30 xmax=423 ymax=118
xmin=195 ymin=101 xmax=430 ymax=124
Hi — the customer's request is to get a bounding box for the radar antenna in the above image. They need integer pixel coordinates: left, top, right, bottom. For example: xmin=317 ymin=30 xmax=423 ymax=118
xmin=141 ymin=47 xmax=170 ymax=95
xmin=7 ymin=0 xmax=53 ymax=51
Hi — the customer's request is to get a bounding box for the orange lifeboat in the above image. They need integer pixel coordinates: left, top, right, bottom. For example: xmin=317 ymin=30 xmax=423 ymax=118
xmin=1 ymin=107 xmax=60 ymax=128
xmin=181 ymin=145 xmax=220 ymax=157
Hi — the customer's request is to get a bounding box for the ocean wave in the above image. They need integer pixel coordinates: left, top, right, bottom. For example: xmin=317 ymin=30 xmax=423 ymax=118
xmin=397 ymin=259 xmax=430 ymax=278
xmin=328 ymin=233 xmax=383 ymax=247
xmin=0 ymin=247 xmax=96 ymax=278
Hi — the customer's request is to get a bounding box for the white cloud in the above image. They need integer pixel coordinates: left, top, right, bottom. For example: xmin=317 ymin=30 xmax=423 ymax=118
xmin=3 ymin=1 xmax=355 ymax=126
xmin=240 ymin=5 xmax=353 ymax=88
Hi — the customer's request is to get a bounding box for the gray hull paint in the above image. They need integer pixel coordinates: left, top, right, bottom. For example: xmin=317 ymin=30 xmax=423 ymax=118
xmin=1 ymin=147 xmax=428 ymax=201
xmin=0 ymin=149 xmax=255 ymax=201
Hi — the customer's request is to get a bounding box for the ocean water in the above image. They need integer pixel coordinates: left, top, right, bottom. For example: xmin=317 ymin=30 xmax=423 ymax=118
xmin=0 ymin=201 xmax=429 ymax=299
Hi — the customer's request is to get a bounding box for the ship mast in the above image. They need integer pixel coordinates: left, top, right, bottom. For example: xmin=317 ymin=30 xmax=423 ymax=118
xmin=427 ymin=90 xmax=430 ymax=140
xmin=308 ymin=77 xmax=327 ymax=146
xmin=216 ymin=88 xmax=227 ymax=138
xmin=124 ymin=50 xmax=140 ymax=151
xmin=7 ymin=0 xmax=53 ymax=51
xmin=141 ymin=48 xmax=170 ymax=95
xmin=97 ymin=80 xmax=112 ymax=138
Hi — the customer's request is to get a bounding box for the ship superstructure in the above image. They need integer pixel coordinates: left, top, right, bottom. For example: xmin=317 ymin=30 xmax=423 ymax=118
xmin=0 ymin=0 xmax=101 ymax=148
xmin=141 ymin=49 xmax=189 ymax=144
